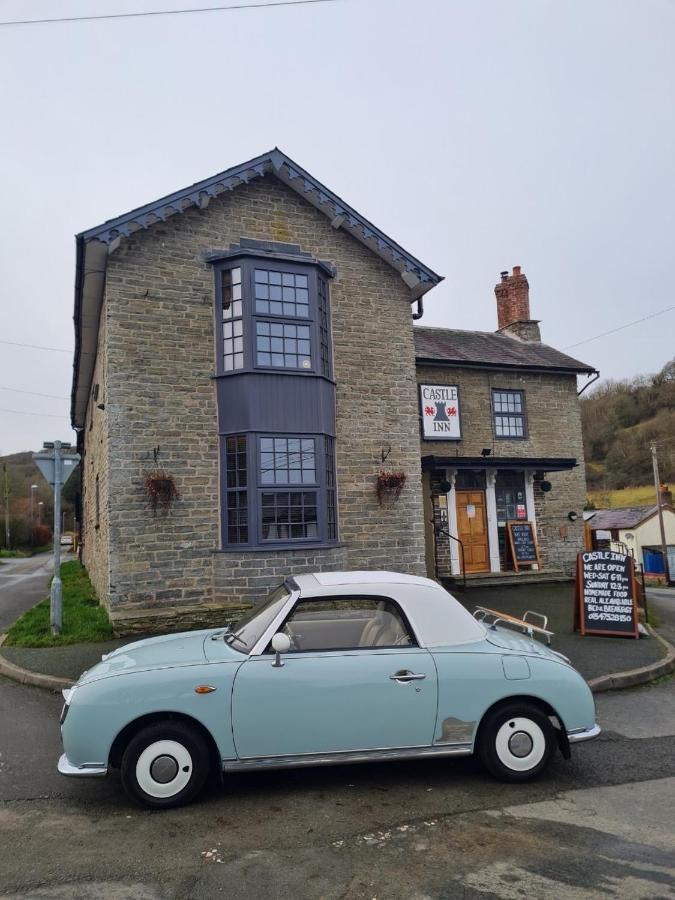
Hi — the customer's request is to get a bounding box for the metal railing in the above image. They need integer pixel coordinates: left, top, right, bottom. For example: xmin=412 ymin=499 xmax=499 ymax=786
xmin=434 ymin=525 xmax=467 ymax=589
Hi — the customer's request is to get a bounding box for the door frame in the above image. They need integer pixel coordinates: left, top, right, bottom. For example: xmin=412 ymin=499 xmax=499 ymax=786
xmin=455 ymin=488 xmax=490 ymax=574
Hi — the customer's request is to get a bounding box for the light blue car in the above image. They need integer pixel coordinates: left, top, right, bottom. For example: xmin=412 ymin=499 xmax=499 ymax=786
xmin=58 ymin=572 xmax=600 ymax=809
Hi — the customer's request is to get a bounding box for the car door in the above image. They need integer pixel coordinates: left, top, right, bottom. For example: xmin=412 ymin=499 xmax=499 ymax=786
xmin=231 ymin=596 xmax=438 ymax=759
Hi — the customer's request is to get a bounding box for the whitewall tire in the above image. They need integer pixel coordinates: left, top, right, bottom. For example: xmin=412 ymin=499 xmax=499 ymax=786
xmin=478 ymin=703 xmax=555 ymax=782
xmin=121 ymin=721 xmax=211 ymax=809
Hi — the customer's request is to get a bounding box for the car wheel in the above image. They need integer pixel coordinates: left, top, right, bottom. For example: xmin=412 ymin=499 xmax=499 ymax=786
xmin=120 ymin=721 xmax=211 ymax=809
xmin=478 ymin=702 xmax=555 ymax=782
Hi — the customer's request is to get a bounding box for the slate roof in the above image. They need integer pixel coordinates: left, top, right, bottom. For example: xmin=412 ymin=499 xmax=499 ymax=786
xmin=78 ymin=148 xmax=442 ymax=295
xmin=588 ymin=507 xmax=658 ymax=530
xmin=414 ymin=326 xmax=595 ymax=373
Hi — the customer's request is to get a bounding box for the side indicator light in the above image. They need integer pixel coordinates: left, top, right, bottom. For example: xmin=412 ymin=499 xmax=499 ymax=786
xmin=194 ymin=685 xmax=217 ymax=694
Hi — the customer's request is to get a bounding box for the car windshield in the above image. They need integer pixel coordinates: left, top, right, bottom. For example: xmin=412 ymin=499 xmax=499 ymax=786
xmin=224 ymin=583 xmax=291 ymax=654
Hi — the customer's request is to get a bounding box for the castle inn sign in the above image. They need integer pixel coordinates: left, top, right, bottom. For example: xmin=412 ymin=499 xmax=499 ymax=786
xmin=420 ymin=384 xmax=462 ymax=440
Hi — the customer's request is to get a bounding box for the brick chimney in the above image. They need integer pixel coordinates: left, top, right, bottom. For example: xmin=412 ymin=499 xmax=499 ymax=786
xmin=660 ymin=484 xmax=673 ymax=508
xmin=495 ymin=266 xmax=541 ymax=342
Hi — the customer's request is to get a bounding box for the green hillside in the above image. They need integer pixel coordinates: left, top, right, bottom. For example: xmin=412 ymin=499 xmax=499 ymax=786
xmin=0 ymin=450 xmax=79 ymax=549
xmin=581 ymin=358 xmax=674 ymax=492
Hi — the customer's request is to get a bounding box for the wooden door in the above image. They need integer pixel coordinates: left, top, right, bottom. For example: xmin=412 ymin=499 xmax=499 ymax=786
xmin=456 ymin=490 xmax=489 ymax=573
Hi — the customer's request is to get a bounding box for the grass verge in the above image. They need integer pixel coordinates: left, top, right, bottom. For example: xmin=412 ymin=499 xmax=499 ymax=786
xmin=4 ymin=560 xmax=113 ymax=647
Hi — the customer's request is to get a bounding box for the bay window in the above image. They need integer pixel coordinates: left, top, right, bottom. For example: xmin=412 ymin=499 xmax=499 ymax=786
xmin=212 ymin=241 xmax=337 ymax=550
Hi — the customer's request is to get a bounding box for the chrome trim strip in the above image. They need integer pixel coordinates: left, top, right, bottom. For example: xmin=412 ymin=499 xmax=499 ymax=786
xmin=222 ymin=743 xmax=473 ymax=772
xmin=250 ymin=588 xmax=300 ymax=657
xmin=57 ymin=753 xmax=108 ymax=778
xmin=567 ymin=724 xmax=601 ymax=744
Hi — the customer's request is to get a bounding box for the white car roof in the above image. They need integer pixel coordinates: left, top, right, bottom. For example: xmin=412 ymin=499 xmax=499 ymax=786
xmin=302 ymin=571 xmax=437 ymax=588
xmin=289 ymin=571 xmax=485 ymax=648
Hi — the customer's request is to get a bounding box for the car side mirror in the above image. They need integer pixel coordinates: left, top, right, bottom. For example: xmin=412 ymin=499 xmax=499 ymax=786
xmin=271 ymin=632 xmax=291 ymax=668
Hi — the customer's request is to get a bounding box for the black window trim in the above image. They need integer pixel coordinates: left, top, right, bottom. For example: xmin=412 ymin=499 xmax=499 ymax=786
xmin=214 ymin=257 xmax=332 ymax=380
xmin=220 ymin=430 xmax=339 ymax=550
xmin=491 ymin=388 xmax=528 ymax=440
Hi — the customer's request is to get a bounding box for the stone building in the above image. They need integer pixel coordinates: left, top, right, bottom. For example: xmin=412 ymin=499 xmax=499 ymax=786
xmin=71 ymin=151 xmax=595 ymax=630
xmin=71 ymin=149 xmax=441 ymax=631
xmin=416 ymin=267 xmax=596 ymax=583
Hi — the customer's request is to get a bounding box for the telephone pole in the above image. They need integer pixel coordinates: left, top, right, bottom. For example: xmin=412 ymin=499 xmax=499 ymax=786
xmin=650 ymin=441 xmax=672 ymax=585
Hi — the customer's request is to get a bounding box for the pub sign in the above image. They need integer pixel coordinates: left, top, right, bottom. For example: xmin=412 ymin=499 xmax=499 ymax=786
xmin=420 ymin=384 xmax=462 ymax=440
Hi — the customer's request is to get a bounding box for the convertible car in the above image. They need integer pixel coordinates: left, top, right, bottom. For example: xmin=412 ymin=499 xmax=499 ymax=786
xmin=58 ymin=571 xmax=599 ymax=808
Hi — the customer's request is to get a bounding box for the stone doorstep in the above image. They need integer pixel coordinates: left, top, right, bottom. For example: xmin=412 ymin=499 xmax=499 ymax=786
xmin=110 ymin=603 xmax=252 ymax=636
xmin=443 ymin=571 xmax=571 ymax=589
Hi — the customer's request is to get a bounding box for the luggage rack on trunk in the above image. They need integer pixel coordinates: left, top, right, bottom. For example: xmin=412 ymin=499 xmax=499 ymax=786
xmin=473 ymin=607 xmax=554 ymax=646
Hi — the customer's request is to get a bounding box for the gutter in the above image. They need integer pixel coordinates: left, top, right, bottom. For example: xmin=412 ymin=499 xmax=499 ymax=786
xmin=415 ymin=356 xmax=597 ymax=376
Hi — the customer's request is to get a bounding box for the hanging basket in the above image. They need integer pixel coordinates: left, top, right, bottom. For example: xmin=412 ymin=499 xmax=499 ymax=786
xmin=143 ymin=470 xmax=179 ymax=515
xmin=376 ymin=470 xmax=407 ymax=505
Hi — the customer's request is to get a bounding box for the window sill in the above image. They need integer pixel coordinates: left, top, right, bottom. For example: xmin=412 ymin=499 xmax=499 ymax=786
xmin=212 ymin=542 xmax=344 ymax=555
xmin=211 ymin=371 xmax=336 ymax=386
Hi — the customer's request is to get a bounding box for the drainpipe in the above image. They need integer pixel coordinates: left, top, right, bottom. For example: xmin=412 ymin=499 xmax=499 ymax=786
xmin=412 ymin=296 xmax=424 ymax=320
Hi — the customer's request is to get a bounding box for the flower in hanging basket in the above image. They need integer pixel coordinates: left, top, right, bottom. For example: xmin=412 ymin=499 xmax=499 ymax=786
xmin=376 ymin=470 xmax=407 ymax=505
xmin=143 ymin=470 xmax=179 ymax=515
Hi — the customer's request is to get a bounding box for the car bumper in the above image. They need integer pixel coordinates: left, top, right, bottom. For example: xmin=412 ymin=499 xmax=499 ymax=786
xmin=57 ymin=753 xmax=108 ymax=778
xmin=567 ymin=723 xmax=601 ymax=744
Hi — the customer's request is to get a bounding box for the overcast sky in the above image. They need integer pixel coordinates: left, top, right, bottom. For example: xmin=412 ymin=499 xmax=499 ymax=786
xmin=1 ymin=0 xmax=673 ymax=456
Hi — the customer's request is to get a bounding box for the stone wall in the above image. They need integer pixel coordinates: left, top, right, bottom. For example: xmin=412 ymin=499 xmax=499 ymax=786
xmin=81 ymin=301 xmax=110 ymax=603
xmin=91 ymin=175 xmax=426 ymax=627
xmin=417 ymin=364 xmax=586 ymax=576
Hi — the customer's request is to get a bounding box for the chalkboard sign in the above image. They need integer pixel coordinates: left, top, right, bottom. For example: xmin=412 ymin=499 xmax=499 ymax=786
xmin=575 ymin=551 xmax=638 ymax=638
xmin=506 ymin=521 xmax=540 ymax=571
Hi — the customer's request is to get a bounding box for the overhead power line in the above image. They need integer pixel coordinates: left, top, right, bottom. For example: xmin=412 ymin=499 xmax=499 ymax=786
xmin=563 ymin=305 xmax=675 ymax=351
xmin=0 ymin=407 xmax=68 ymax=419
xmin=0 ymin=338 xmax=70 ymax=353
xmin=0 ymin=385 xmax=69 ymax=401
xmin=0 ymin=0 xmax=344 ymax=27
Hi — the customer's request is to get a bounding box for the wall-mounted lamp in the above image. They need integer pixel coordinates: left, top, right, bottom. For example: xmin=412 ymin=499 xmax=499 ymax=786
xmin=567 ymin=511 xmax=579 ymax=522
xmin=439 ymin=479 xmax=452 ymax=494
xmin=480 ymin=448 xmax=492 ymax=457
xmin=541 ymin=480 xmax=552 ymax=493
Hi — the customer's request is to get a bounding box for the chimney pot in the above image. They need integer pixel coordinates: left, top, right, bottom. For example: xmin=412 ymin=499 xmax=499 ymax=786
xmin=495 ymin=266 xmax=536 ymax=337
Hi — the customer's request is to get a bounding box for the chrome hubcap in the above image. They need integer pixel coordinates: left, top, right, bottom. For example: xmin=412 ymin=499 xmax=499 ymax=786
xmin=508 ymin=731 xmax=533 ymax=758
xmin=150 ymin=754 xmax=179 ymax=784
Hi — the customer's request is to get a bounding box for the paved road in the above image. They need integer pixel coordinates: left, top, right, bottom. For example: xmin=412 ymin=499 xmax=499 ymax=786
xmin=0 ymin=554 xmax=55 ymax=633
xmin=0 ymin=572 xmax=673 ymax=898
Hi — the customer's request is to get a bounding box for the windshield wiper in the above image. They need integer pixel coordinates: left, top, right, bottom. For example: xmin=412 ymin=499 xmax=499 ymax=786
xmin=223 ymin=628 xmax=248 ymax=648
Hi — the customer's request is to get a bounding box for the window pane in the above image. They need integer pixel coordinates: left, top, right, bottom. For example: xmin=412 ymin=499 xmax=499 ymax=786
xmin=260 ymin=491 xmax=318 ymax=541
xmin=259 ymin=436 xmax=316 ymax=486
xmin=252 ymin=268 xmax=312 ymax=317
xmin=493 ymin=391 xmax=525 ymax=438
xmin=282 ymin=599 xmax=412 ymax=651
xmin=225 ymin=436 xmax=248 ymax=544
xmin=256 ymin=321 xmax=312 ymax=370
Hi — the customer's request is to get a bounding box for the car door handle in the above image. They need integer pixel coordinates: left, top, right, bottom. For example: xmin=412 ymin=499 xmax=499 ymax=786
xmin=389 ymin=670 xmax=426 ymax=683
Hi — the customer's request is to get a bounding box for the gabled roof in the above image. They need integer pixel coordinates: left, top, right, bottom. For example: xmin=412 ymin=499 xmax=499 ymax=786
xmin=72 ymin=149 xmax=443 ymax=429
xmin=588 ymin=506 xmax=670 ymax=530
xmin=414 ymin=326 xmax=595 ymax=374
xmin=79 ymin=148 xmax=442 ymax=293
